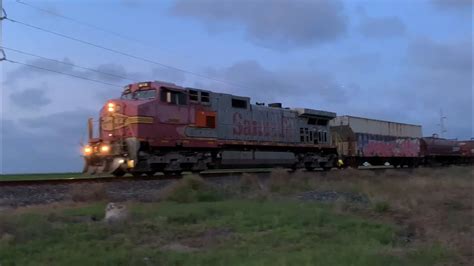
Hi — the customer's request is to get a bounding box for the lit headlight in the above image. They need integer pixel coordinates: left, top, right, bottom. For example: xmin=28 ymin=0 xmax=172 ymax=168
xmin=83 ymin=146 xmax=92 ymax=155
xmin=107 ymin=102 xmax=115 ymax=112
xmin=100 ymin=145 xmax=110 ymax=153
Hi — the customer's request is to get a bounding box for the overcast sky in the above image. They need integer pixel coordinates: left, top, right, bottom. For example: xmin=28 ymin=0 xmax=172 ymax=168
xmin=1 ymin=0 xmax=472 ymax=174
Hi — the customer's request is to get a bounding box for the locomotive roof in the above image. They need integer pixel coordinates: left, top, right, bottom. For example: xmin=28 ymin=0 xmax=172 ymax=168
xmin=126 ymin=81 xmax=336 ymax=118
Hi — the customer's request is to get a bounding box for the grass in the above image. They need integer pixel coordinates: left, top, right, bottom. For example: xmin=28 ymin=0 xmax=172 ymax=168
xmin=1 ymin=166 xmax=471 ymax=265
xmin=239 ymin=166 xmax=473 ymax=264
xmin=0 ymin=200 xmax=449 ymax=266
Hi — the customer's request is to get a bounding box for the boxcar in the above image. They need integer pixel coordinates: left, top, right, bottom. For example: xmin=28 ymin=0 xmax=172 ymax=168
xmin=330 ymin=116 xmax=422 ymax=167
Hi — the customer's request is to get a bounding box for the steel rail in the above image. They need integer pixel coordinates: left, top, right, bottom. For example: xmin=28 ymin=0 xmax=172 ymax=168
xmin=0 ymin=166 xmax=422 ymax=187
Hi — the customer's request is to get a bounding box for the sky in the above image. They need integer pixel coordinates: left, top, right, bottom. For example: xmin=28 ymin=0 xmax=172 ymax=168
xmin=0 ymin=0 xmax=472 ymax=174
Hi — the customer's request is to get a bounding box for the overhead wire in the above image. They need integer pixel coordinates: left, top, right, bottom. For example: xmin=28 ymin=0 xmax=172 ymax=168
xmin=15 ymin=0 xmax=138 ymax=44
xmin=1 ymin=46 xmax=138 ymax=82
xmin=4 ymin=59 xmax=122 ymax=88
xmin=5 ymin=16 xmax=256 ymax=91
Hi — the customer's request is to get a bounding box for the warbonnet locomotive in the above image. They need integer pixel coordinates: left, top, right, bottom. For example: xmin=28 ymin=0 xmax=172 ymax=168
xmin=83 ymin=81 xmax=338 ymax=176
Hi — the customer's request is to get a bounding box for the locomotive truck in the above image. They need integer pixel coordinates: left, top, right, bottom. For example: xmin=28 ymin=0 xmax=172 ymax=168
xmin=83 ymin=81 xmax=338 ymax=176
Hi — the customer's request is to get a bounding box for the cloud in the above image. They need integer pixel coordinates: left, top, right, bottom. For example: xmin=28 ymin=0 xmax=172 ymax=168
xmin=202 ymin=60 xmax=347 ymax=105
xmin=120 ymin=0 xmax=145 ymax=7
xmin=432 ymin=0 xmax=473 ymax=10
xmin=170 ymin=0 xmax=348 ymax=51
xmin=408 ymin=37 xmax=472 ymax=73
xmin=359 ymin=16 xmax=406 ymax=38
xmin=340 ymin=53 xmax=382 ymax=72
xmin=152 ymin=67 xmax=187 ymax=84
xmin=404 ymin=37 xmax=472 ymax=138
xmin=1 ymin=109 xmax=94 ymax=174
xmin=9 ymin=86 xmax=52 ymax=110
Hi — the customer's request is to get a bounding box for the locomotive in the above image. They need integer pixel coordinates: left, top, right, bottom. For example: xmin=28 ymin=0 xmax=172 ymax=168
xmin=83 ymin=81 xmax=338 ymax=176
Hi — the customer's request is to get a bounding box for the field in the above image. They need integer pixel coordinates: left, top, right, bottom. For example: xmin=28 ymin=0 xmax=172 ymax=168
xmin=0 ymin=166 xmax=472 ymax=265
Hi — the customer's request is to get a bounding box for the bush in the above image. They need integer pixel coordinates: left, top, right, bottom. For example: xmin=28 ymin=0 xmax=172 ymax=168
xmin=268 ymin=169 xmax=291 ymax=193
xmin=239 ymin=173 xmax=262 ymax=193
xmin=163 ymin=175 xmax=223 ymax=203
xmin=374 ymin=201 xmax=390 ymax=213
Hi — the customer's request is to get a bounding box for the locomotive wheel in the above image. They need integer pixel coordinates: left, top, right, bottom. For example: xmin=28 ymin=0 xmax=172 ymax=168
xmin=163 ymin=170 xmax=183 ymax=176
xmin=132 ymin=172 xmax=143 ymax=178
xmin=146 ymin=171 xmax=156 ymax=177
xmin=112 ymin=168 xmax=126 ymax=177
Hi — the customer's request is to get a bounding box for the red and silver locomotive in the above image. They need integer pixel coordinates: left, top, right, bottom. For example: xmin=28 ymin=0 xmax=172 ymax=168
xmin=83 ymin=81 xmax=338 ymax=176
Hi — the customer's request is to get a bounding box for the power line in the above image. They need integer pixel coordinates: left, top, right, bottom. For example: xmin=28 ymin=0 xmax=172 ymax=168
xmin=5 ymin=17 xmax=256 ymax=91
xmin=14 ymin=0 xmax=169 ymax=53
xmin=5 ymin=58 xmax=122 ymax=88
xmin=1 ymin=46 xmax=138 ymax=82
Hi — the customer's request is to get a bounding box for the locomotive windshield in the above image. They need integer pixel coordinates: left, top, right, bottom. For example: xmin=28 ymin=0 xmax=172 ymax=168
xmin=121 ymin=89 xmax=156 ymax=100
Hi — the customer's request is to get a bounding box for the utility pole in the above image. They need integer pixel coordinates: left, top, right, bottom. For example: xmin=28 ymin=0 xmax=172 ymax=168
xmin=438 ymin=109 xmax=447 ymax=138
xmin=0 ymin=0 xmax=3 ymax=175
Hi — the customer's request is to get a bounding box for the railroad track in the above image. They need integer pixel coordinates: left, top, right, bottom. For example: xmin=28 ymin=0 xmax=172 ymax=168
xmin=0 ymin=166 xmax=413 ymax=187
xmin=0 ymin=168 xmax=274 ymax=187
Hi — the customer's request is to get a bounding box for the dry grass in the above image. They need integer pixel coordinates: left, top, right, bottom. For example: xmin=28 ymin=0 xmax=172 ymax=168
xmin=259 ymin=166 xmax=474 ymax=263
xmin=160 ymin=175 xmax=224 ymax=203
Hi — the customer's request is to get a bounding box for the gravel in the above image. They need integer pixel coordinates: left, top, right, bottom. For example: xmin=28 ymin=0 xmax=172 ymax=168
xmin=1 ymin=174 xmax=370 ymax=207
xmin=0 ymin=174 xmax=245 ymax=207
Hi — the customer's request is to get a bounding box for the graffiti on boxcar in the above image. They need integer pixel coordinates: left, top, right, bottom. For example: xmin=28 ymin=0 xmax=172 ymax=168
xmin=362 ymin=138 xmax=420 ymax=157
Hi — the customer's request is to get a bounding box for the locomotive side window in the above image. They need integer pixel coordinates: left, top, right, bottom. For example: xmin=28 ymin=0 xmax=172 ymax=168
xmin=161 ymin=89 xmax=187 ymax=105
xmin=201 ymin=92 xmax=210 ymax=103
xmin=232 ymin=98 xmax=247 ymax=109
xmin=189 ymin=90 xmax=199 ymax=101
xmin=317 ymin=119 xmax=328 ymax=126
xmin=177 ymin=92 xmax=187 ymax=105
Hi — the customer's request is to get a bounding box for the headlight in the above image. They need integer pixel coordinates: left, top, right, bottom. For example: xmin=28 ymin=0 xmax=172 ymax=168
xmin=100 ymin=145 xmax=110 ymax=153
xmin=83 ymin=146 xmax=92 ymax=155
xmin=107 ymin=102 xmax=115 ymax=112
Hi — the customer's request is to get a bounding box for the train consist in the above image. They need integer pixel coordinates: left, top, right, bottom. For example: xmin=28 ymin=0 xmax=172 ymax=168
xmin=82 ymin=81 xmax=473 ymax=176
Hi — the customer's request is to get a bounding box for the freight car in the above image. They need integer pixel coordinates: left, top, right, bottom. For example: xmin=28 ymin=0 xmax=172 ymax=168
xmin=459 ymin=139 xmax=474 ymax=159
xmin=330 ymin=116 xmax=423 ymax=167
xmin=421 ymin=136 xmax=474 ymax=165
xmin=83 ymin=81 xmax=338 ymax=176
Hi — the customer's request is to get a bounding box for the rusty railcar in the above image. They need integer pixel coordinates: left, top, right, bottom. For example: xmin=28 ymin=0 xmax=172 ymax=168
xmin=330 ymin=116 xmax=423 ymax=167
xmin=458 ymin=140 xmax=474 ymax=163
xmin=83 ymin=81 xmax=338 ymax=176
xmin=421 ymin=136 xmax=473 ymax=165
